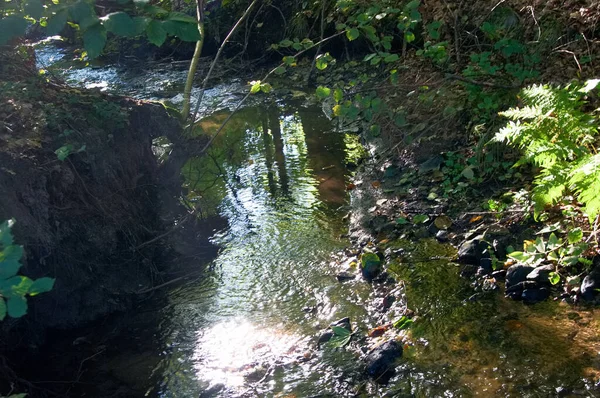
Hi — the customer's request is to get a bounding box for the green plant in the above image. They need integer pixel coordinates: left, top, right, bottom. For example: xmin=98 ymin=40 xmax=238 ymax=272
xmin=0 ymin=220 xmax=54 ymax=320
xmin=328 ymin=326 xmax=353 ymax=348
xmin=507 ymin=229 xmax=588 ymax=285
xmin=494 ymin=80 xmax=600 ymax=222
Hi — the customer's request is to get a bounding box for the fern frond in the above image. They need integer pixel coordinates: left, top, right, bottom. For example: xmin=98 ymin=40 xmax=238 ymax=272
xmin=571 ymin=154 xmax=600 ymax=223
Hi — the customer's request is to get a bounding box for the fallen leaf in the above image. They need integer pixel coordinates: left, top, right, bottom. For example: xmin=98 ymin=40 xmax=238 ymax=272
xmin=346 ymin=183 xmax=356 ymax=191
xmin=469 ymin=215 xmax=483 ymax=223
xmin=371 ymin=181 xmax=381 ymax=188
xmin=368 ymin=324 xmax=390 ymax=337
xmin=434 ymin=215 xmax=452 ymax=230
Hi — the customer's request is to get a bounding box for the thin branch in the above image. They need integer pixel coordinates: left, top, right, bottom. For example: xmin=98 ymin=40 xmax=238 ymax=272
xmin=185 ymin=0 xmax=260 ymax=127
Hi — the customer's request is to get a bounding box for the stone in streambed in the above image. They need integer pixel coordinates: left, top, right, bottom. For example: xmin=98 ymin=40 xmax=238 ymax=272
xmin=457 ymin=238 xmax=490 ymax=265
xmin=522 ymin=287 xmax=550 ymax=304
xmin=365 ymin=340 xmax=403 ymax=383
xmin=581 ymin=267 xmax=600 ymax=301
xmin=526 ymin=264 xmax=554 ymax=284
xmin=506 ymin=264 xmax=536 ymax=289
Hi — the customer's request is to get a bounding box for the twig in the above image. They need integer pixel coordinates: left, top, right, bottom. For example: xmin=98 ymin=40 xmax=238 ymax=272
xmin=186 ymin=0 xmax=260 ymax=127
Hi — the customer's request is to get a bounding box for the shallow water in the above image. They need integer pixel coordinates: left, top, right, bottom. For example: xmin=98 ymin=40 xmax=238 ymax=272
xmin=31 ymin=44 xmax=600 ymax=398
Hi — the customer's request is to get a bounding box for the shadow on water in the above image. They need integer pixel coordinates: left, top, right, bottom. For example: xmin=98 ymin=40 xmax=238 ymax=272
xmin=384 ymin=238 xmax=600 ymax=397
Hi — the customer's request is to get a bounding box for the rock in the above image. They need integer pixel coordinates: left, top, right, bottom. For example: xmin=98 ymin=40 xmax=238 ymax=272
xmin=581 ymin=268 xmax=600 ymax=301
xmin=365 ymin=340 xmax=403 ymax=383
xmin=317 ymin=331 xmax=334 ymax=348
xmin=360 ymin=252 xmax=382 ymax=281
xmin=477 ymin=258 xmax=493 ymax=276
xmin=522 ymin=288 xmax=550 ymax=304
xmin=418 ymin=155 xmax=444 ymax=174
xmin=199 ymin=383 xmax=225 ymax=398
xmin=330 ymin=317 xmax=352 ymax=331
xmin=526 ymin=264 xmax=554 ymax=284
xmin=506 ymin=280 xmax=540 ymax=300
xmin=492 ymin=270 xmax=506 ymax=280
xmin=435 ymin=230 xmax=449 ymax=242
xmin=505 ymin=264 xmax=536 ymax=289
xmin=460 ymin=264 xmax=477 ymax=278
xmin=457 ymin=238 xmax=490 ymax=265
xmin=336 ymin=271 xmax=355 ymax=282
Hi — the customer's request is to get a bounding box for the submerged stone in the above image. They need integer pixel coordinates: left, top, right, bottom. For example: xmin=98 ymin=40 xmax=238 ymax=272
xmin=506 ymin=264 xmax=536 ymax=289
xmin=580 ymin=268 xmax=600 ymax=301
xmin=457 ymin=238 xmax=490 ymax=265
xmin=365 ymin=340 xmax=403 ymax=383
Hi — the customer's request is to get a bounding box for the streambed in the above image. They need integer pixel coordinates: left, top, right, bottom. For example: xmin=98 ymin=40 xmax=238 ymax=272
xmin=28 ymin=43 xmax=600 ymax=397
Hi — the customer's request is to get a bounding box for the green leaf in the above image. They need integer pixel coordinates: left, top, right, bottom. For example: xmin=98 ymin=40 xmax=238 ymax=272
xmin=24 ymin=0 xmax=44 ymax=20
xmin=508 ymin=251 xmax=528 ymax=262
xmin=346 ymin=28 xmax=360 ymax=41
xmin=83 ymin=24 xmax=107 ymax=59
xmin=6 ymin=295 xmax=27 ymax=318
xmin=0 ymin=299 xmax=6 ymax=321
xmin=461 ymin=166 xmax=475 ymax=180
xmin=328 ymin=334 xmax=352 ymax=348
xmin=274 ymin=66 xmax=286 ymax=75
xmin=103 ymin=12 xmax=136 ymax=37
xmin=69 ymin=1 xmax=95 ymax=23
xmin=568 ymin=228 xmax=584 ymax=244
xmin=547 ymin=232 xmax=560 ymax=249
xmin=0 ymin=276 xmax=33 ymax=297
xmin=404 ymin=31 xmax=415 ymax=43
xmin=0 ymin=220 xmax=14 ymax=248
xmin=334 ymin=88 xmax=344 ymax=103
xmin=315 ymin=55 xmax=329 ymax=70
xmin=29 ymin=277 xmax=55 ymax=296
xmin=46 ymin=10 xmax=68 ymax=35
xmin=413 ymin=214 xmax=429 ymax=224
xmin=249 ymin=81 xmax=261 ymax=94
xmin=0 ymin=245 xmax=23 ymax=280
xmin=316 ymin=86 xmax=331 ymax=99
xmin=549 ymin=271 xmax=560 ymax=285
xmin=331 ymin=326 xmax=351 ymax=337
xmin=146 ymin=20 xmax=166 ymax=46
xmin=132 ymin=16 xmax=150 ymax=35
xmin=167 ymin=11 xmax=197 ymax=23
xmin=259 ymin=83 xmax=273 ymax=94
xmin=161 ymin=20 xmax=201 ymax=42
xmin=396 ymin=217 xmax=409 ymax=225
xmin=55 ymin=144 xmax=73 ymax=161
xmin=0 ymin=15 xmax=29 ymax=46
xmin=384 ymin=54 xmax=399 ymax=63
xmin=393 ymin=315 xmax=413 ymax=330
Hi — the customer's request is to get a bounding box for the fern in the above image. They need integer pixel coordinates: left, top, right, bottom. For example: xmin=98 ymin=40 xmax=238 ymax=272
xmin=494 ymin=80 xmax=600 ymax=222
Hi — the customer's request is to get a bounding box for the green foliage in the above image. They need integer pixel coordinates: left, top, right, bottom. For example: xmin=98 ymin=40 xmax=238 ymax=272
xmin=328 ymin=326 xmax=352 ymax=348
xmin=494 ymin=80 xmax=600 ymax=221
xmin=393 ymin=315 xmax=413 ymax=330
xmin=507 ymin=230 xmax=588 ymax=273
xmin=0 ymin=0 xmax=201 ymax=58
xmin=0 ymin=220 xmax=55 ymax=321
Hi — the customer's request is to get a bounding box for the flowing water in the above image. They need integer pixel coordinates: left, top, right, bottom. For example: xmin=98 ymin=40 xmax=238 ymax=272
xmin=30 ymin=42 xmax=600 ymax=397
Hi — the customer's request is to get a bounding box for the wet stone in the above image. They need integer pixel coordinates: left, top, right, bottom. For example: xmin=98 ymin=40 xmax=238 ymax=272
xmin=330 ymin=317 xmax=352 ymax=331
xmin=457 ymin=238 xmax=490 ymax=265
xmin=336 ymin=271 xmax=355 ymax=282
xmin=526 ymin=264 xmax=554 ymax=284
xmin=581 ymin=267 xmax=600 ymax=301
xmin=506 ymin=264 xmax=536 ymax=289
xmin=435 ymin=230 xmax=449 ymax=242
xmin=492 ymin=269 xmax=506 ymax=280
xmin=365 ymin=340 xmax=403 ymax=383
xmin=522 ymin=288 xmax=550 ymax=304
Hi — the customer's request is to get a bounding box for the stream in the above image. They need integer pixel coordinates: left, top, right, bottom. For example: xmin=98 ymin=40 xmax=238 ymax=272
xmin=31 ymin=42 xmax=600 ymax=397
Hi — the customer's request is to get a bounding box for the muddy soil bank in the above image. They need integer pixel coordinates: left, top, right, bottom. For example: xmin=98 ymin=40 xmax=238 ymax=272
xmin=0 ymin=51 xmax=219 ymax=388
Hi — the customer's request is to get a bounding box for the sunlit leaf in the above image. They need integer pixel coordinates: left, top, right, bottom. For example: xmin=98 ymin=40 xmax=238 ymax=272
xmin=568 ymin=228 xmax=583 ymax=244
xmin=346 ymin=28 xmax=359 ymax=41
xmin=29 ymin=277 xmax=55 ymax=296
